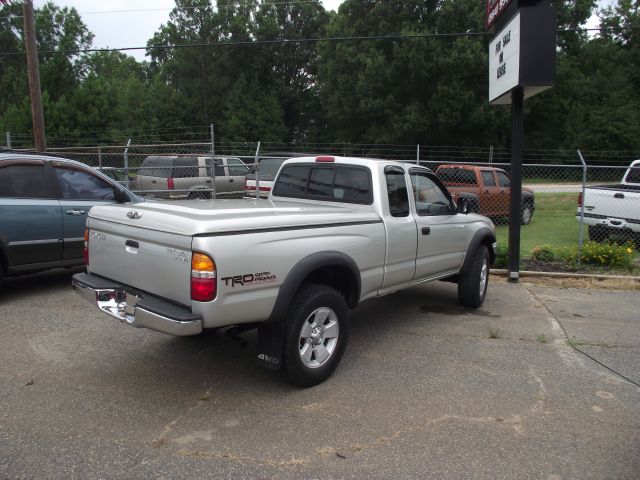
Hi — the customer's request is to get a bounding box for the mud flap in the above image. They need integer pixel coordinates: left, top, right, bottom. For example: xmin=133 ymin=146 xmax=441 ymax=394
xmin=256 ymin=323 xmax=284 ymax=370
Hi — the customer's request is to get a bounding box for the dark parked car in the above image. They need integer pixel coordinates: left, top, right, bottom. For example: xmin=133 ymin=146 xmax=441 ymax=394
xmin=0 ymin=153 xmax=141 ymax=284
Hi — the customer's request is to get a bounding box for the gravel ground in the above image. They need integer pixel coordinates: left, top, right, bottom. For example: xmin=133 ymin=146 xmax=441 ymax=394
xmin=1 ymin=268 xmax=638 ymax=479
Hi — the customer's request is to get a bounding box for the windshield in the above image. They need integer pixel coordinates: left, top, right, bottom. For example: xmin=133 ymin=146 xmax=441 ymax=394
xmin=625 ymin=166 xmax=640 ymax=184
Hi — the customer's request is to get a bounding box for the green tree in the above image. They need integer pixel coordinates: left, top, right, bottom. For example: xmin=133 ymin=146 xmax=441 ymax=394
xmin=253 ymin=0 xmax=329 ymax=140
xmin=0 ymin=2 xmax=93 ymax=141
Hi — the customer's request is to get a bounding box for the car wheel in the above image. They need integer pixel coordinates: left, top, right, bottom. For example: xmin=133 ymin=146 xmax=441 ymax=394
xmin=188 ymin=191 xmax=212 ymax=200
xmin=520 ymin=204 xmax=533 ymax=225
xmin=588 ymin=225 xmax=608 ymax=243
xmin=458 ymin=246 xmax=490 ymax=308
xmin=283 ymin=283 xmax=349 ymax=387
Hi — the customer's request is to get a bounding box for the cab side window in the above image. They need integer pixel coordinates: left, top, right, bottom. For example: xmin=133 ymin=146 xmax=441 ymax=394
xmin=173 ymin=157 xmax=199 ymax=178
xmin=54 ymin=167 xmax=115 ymax=201
xmin=0 ymin=164 xmax=51 ymax=198
xmin=227 ymin=158 xmax=250 ymax=176
xmin=410 ymin=172 xmax=452 ymax=216
xmin=481 ymin=170 xmax=497 ymax=187
xmin=385 ymin=166 xmax=409 ymax=217
xmin=205 ymin=158 xmax=225 ymax=177
xmin=496 ymin=171 xmax=511 ymax=188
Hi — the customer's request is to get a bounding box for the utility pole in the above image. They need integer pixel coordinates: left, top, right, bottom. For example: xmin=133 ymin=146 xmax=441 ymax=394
xmin=23 ymin=0 xmax=46 ymax=152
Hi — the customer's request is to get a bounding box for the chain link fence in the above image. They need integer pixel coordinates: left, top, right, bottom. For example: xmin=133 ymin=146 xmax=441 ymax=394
xmin=5 ymin=135 xmax=639 ymax=273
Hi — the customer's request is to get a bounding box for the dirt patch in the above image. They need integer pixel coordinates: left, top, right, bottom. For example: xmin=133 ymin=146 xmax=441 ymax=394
xmin=490 ymin=273 xmax=640 ymax=290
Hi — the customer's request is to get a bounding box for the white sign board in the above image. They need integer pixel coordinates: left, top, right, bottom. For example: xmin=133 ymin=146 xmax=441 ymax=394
xmin=489 ymin=12 xmax=520 ymax=103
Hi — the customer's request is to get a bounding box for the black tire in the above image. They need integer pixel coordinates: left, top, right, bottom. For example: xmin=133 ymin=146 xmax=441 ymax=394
xmin=588 ymin=225 xmax=608 ymax=243
xmin=188 ymin=190 xmax=212 ymax=200
xmin=283 ymin=283 xmax=349 ymax=388
xmin=458 ymin=246 xmax=490 ymax=308
xmin=467 ymin=197 xmax=480 ymax=214
xmin=520 ymin=203 xmax=534 ymax=225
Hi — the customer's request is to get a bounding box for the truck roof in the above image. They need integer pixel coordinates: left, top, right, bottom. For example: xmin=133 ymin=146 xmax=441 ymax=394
xmin=280 ymin=155 xmax=421 ymax=170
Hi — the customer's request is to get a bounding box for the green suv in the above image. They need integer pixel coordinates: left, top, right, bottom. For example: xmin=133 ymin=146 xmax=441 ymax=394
xmin=0 ymin=153 xmax=140 ymax=284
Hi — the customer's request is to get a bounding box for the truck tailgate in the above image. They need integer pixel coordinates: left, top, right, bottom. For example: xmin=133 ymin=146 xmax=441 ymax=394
xmin=583 ymin=186 xmax=640 ymax=221
xmin=86 ymin=217 xmax=193 ymax=307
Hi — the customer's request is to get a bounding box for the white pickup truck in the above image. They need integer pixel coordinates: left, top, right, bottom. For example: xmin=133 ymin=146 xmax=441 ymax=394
xmin=577 ymin=159 xmax=640 ymax=243
xmin=73 ymin=156 xmax=497 ymax=386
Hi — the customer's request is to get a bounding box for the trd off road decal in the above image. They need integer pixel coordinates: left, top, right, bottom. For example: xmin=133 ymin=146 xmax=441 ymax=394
xmin=221 ymin=272 xmax=276 ymax=287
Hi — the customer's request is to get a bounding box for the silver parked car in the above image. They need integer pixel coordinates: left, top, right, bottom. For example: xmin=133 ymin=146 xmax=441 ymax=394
xmin=135 ymin=155 xmax=249 ymax=199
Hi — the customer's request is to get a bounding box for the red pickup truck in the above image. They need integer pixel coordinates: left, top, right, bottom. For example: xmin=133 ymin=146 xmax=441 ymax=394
xmin=436 ymin=165 xmax=535 ymax=225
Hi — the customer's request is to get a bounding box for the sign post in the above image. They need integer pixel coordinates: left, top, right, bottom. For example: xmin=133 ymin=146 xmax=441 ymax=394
xmin=487 ymin=0 xmax=556 ymax=282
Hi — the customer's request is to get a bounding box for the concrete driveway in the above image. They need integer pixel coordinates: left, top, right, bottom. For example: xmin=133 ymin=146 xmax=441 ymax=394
xmin=0 ymin=270 xmax=638 ymax=479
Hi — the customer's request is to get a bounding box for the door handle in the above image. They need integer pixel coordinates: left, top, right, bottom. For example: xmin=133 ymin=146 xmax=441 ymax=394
xmin=614 ymin=193 xmax=625 ymax=199
xmin=151 ymin=180 xmax=156 ymax=184
xmin=65 ymin=209 xmax=86 ymax=216
xmin=206 ymin=179 xmax=212 ymax=183
xmin=421 ymin=227 xmax=431 ymax=235
xmin=229 ymin=179 xmax=234 ymax=182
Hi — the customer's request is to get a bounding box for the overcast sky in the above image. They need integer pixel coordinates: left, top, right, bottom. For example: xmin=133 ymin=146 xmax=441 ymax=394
xmin=33 ymin=0 xmax=344 ymax=61
xmin=33 ymin=0 xmax=605 ymax=62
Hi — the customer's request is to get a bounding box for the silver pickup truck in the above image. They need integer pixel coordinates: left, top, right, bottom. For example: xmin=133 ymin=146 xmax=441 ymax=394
xmin=73 ymin=156 xmax=496 ymax=386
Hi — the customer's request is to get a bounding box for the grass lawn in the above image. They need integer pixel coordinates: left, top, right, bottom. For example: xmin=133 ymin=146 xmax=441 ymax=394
xmin=495 ymin=192 xmax=581 ymax=257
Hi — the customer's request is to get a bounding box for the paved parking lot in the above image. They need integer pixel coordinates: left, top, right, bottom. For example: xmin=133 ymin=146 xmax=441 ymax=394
xmin=1 ymin=269 xmax=638 ymax=479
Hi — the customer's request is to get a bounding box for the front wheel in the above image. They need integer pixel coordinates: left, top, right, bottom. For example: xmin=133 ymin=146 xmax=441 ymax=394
xmin=520 ymin=204 xmax=533 ymax=225
xmin=458 ymin=246 xmax=490 ymax=308
xmin=283 ymin=284 xmax=349 ymax=387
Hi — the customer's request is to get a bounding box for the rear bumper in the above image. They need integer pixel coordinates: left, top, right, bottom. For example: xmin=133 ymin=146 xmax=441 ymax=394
xmin=576 ymin=214 xmax=640 ymax=233
xmin=72 ymin=272 xmax=202 ymax=336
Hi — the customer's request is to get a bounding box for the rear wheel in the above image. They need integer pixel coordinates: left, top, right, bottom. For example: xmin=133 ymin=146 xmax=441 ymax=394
xmin=188 ymin=190 xmax=212 ymax=200
xmin=283 ymin=284 xmax=349 ymax=387
xmin=458 ymin=246 xmax=490 ymax=308
xmin=588 ymin=225 xmax=608 ymax=243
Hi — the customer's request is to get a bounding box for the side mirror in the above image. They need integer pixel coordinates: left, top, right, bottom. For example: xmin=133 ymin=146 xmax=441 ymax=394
xmin=114 ymin=187 xmax=131 ymax=204
xmin=456 ymin=197 xmax=469 ymax=214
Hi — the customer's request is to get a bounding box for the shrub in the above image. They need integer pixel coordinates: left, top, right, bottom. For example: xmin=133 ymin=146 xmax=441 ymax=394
xmin=493 ymin=242 xmax=508 ymax=268
xmin=531 ymin=245 xmax=555 ymax=262
xmin=577 ymin=241 xmax=636 ymax=268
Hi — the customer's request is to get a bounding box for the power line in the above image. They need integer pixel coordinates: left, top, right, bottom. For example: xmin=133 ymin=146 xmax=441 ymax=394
xmin=0 ymin=1 xmax=327 ymax=21
xmin=0 ymin=31 xmax=488 ymax=57
xmin=0 ymin=25 xmax=637 ymax=58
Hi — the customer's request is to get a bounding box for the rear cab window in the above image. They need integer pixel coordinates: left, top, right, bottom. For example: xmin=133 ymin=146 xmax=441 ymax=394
xmin=624 ymin=166 xmax=640 ymax=184
xmin=272 ymin=164 xmax=373 ymax=205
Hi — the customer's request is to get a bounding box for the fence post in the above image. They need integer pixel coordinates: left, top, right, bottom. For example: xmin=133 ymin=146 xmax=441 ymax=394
xmin=489 ymin=145 xmax=494 ymax=164
xmin=98 ymin=146 xmax=102 ymax=169
xmin=577 ymin=149 xmax=587 ymax=265
xmin=210 ymin=124 xmax=216 ymax=200
xmin=123 ymin=138 xmax=131 ymax=190
xmin=416 ymin=144 xmax=420 ymax=165
xmin=254 ymin=141 xmax=261 ymax=199
xmin=5 ymin=131 xmax=11 ymax=149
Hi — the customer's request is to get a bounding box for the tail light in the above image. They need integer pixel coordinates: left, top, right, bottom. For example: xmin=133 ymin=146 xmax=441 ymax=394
xmin=191 ymin=252 xmax=216 ymax=302
xmin=315 ymin=156 xmax=335 ymax=162
xmin=83 ymin=228 xmax=89 ymax=265
xmin=167 ymin=177 xmax=175 ymax=190
xmin=577 ymin=192 xmax=583 ymax=207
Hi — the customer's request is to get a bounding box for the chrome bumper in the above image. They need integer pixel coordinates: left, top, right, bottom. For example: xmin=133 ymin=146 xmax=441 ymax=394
xmin=72 ymin=273 xmax=202 ymax=336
